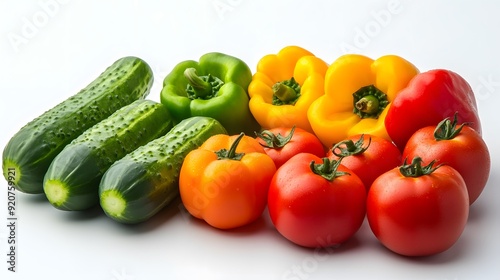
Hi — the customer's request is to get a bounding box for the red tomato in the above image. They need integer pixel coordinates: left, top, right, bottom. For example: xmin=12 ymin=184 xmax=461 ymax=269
xmin=327 ymin=134 xmax=401 ymax=190
xmin=268 ymin=153 xmax=366 ymax=248
xmin=402 ymin=115 xmax=490 ymax=205
xmin=367 ymin=157 xmax=469 ymax=257
xmin=256 ymin=126 xmax=325 ymax=168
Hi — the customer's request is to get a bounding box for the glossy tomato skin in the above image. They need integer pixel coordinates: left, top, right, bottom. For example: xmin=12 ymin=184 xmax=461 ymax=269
xmin=327 ymin=134 xmax=401 ymax=191
xmin=367 ymin=165 xmax=469 ymax=257
xmin=402 ymin=125 xmax=490 ymax=205
xmin=268 ymin=153 xmax=366 ymax=248
xmin=257 ymin=126 xmax=326 ymax=168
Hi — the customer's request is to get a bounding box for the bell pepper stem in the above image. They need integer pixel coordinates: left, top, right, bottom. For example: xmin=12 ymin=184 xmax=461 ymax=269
xmin=273 ymin=83 xmax=298 ymax=103
xmin=310 ymin=157 xmax=350 ymax=181
xmin=215 ymin=132 xmax=245 ymax=161
xmin=352 ymin=85 xmax=389 ymax=119
xmin=355 ymin=95 xmax=380 ymax=114
xmin=272 ymin=77 xmax=301 ymax=105
xmin=184 ymin=68 xmax=212 ymax=98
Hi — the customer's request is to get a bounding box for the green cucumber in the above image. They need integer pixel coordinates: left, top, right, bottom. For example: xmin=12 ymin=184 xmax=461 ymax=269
xmin=99 ymin=116 xmax=227 ymax=224
xmin=43 ymin=99 xmax=174 ymax=211
xmin=2 ymin=56 xmax=154 ymax=194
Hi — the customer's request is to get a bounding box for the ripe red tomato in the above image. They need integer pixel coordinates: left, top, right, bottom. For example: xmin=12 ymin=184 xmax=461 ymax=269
xmin=327 ymin=134 xmax=401 ymax=190
xmin=367 ymin=157 xmax=469 ymax=257
xmin=256 ymin=126 xmax=325 ymax=168
xmin=268 ymin=153 xmax=366 ymax=248
xmin=402 ymin=115 xmax=490 ymax=205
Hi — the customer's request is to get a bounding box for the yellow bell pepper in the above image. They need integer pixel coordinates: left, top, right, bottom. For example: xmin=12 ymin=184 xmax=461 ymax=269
xmin=308 ymin=54 xmax=419 ymax=148
xmin=248 ymin=46 xmax=328 ymax=133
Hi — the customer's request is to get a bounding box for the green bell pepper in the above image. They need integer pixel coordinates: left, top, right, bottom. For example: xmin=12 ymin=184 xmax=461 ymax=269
xmin=160 ymin=52 xmax=260 ymax=135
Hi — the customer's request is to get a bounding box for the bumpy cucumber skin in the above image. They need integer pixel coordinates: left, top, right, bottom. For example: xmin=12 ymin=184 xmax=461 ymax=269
xmin=43 ymin=99 xmax=174 ymax=211
xmin=2 ymin=56 xmax=153 ymax=194
xmin=99 ymin=116 xmax=227 ymax=224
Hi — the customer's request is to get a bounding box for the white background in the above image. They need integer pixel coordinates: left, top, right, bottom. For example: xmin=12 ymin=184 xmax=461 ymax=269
xmin=1 ymin=0 xmax=499 ymax=279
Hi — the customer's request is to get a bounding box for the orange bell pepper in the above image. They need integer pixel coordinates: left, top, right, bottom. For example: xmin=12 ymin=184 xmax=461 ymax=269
xmin=179 ymin=133 xmax=276 ymax=230
xmin=248 ymin=46 xmax=328 ymax=133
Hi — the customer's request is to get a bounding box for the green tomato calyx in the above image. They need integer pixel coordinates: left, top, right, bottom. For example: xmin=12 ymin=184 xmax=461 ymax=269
xmin=399 ymin=157 xmax=442 ymax=178
xmin=256 ymin=125 xmax=295 ymax=149
xmin=310 ymin=157 xmax=350 ymax=181
xmin=331 ymin=134 xmax=371 ymax=157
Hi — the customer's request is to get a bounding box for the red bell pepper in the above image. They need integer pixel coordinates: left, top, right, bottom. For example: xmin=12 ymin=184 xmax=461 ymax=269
xmin=385 ymin=69 xmax=482 ymax=150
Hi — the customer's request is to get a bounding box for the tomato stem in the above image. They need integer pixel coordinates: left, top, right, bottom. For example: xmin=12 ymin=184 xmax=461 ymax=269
xmin=331 ymin=134 xmax=371 ymax=157
xmin=215 ymin=132 xmax=245 ymax=160
xmin=310 ymin=157 xmax=350 ymax=181
xmin=399 ymin=157 xmax=442 ymax=177
xmin=433 ymin=112 xmax=469 ymax=140
xmin=256 ymin=125 xmax=295 ymax=149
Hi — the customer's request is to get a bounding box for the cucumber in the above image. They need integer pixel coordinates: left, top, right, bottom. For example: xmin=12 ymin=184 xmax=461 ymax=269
xmin=43 ymin=99 xmax=174 ymax=211
xmin=99 ymin=116 xmax=227 ymax=224
xmin=2 ymin=56 xmax=154 ymax=194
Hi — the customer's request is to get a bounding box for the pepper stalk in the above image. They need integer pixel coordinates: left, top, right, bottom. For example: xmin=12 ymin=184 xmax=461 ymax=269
xmin=272 ymin=77 xmax=301 ymax=105
xmin=184 ymin=68 xmax=224 ymax=100
xmin=215 ymin=132 xmax=245 ymax=160
xmin=352 ymin=85 xmax=389 ymax=119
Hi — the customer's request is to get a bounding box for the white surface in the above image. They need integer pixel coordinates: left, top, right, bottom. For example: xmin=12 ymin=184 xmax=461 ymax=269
xmin=1 ymin=0 xmax=499 ymax=279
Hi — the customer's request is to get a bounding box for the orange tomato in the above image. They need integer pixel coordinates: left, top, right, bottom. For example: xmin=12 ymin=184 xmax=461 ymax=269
xmin=179 ymin=133 xmax=276 ymax=230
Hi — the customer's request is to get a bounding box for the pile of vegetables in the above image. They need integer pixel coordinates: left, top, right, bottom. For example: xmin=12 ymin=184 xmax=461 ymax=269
xmin=2 ymin=46 xmax=490 ymax=257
